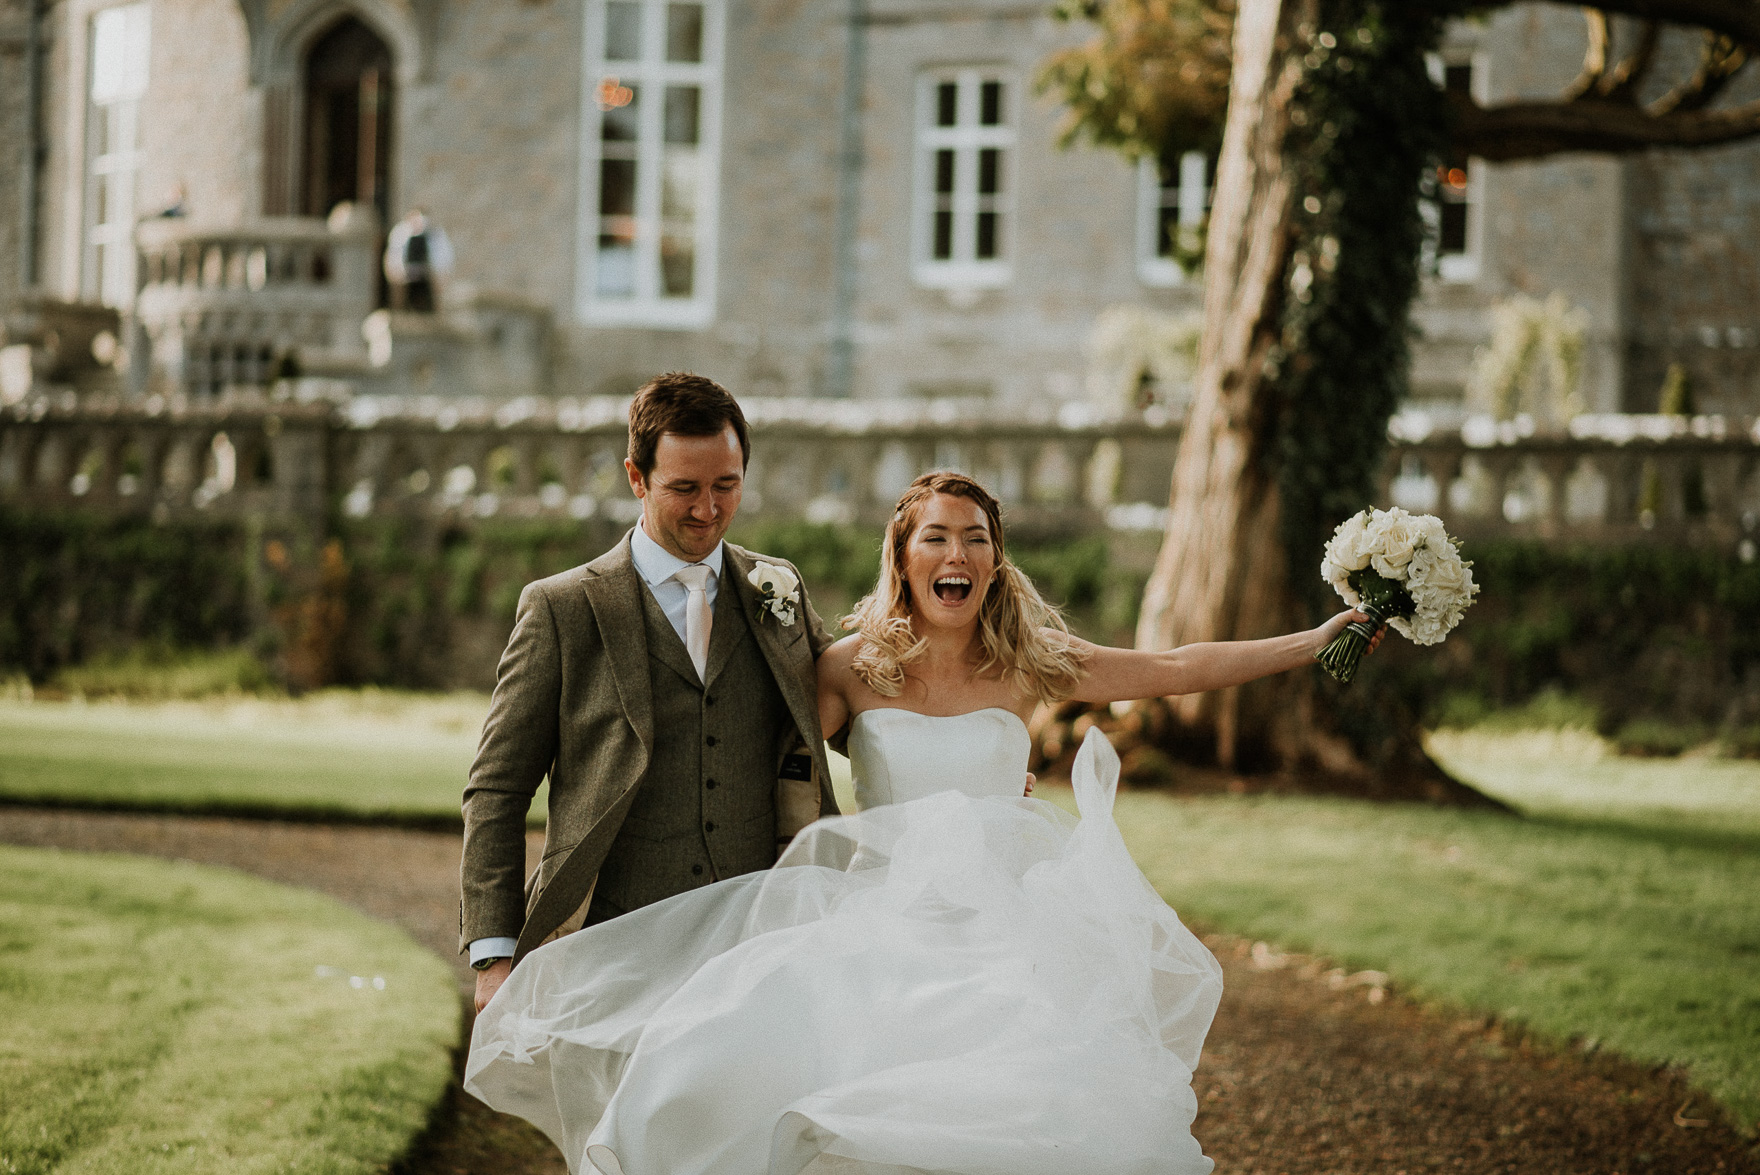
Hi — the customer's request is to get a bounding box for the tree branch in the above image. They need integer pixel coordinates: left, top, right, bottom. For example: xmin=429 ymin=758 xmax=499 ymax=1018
xmin=1453 ymin=90 xmax=1760 ymax=159
xmin=1562 ymin=9 xmax=1612 ymax=100
xmin=1649 ymin=31 xmax=1749 ymax=114
xmin=1597 ymin=18 xmax=1663 ymax=101
xmin=1545 ymin=0 xmax=1760 ymax=52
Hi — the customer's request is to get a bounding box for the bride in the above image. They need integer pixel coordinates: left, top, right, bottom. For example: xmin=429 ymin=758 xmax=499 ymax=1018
xmin=467 ymin=472 xmax=1373 ymax=1175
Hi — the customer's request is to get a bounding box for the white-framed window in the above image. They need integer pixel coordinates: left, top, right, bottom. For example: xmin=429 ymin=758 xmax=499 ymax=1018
xmin=82 ymin=3 xmax=151 ymax=308
xmin=1136 ymin=149 xmax=1212 ymax=286
xmin=1424 ymin=52 xmax=1485 ymax=284
xmin=577 ymin=0 xmax=723 ymax=329
xmin=913 ymin=69 xmax=1015 ymax=290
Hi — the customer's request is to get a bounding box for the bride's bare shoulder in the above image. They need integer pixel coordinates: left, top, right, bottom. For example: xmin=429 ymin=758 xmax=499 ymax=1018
xmin=821 ymin=634 xmax=863 ymax=669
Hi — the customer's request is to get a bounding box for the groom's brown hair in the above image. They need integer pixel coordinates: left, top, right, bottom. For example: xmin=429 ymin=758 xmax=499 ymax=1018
xmin=626 ymin=372 xmax=752 ymax=479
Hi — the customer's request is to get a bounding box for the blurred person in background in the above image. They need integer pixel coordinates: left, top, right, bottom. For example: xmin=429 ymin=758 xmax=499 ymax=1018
xmin=383 ymin=208 xmax=454 ymax=312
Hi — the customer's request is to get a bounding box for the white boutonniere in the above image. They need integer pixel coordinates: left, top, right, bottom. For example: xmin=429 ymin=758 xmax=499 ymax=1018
xmin=748 ymin=561 xmax=800 ymax=627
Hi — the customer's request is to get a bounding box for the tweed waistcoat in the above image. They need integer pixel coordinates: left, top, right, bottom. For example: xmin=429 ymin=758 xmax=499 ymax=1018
xmin=588 ymin=571 xmax=787 ymax=920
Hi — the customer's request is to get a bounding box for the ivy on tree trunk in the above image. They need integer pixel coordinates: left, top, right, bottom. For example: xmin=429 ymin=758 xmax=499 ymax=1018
xmin=1135 ymin=0 xmax=1497 ymax=802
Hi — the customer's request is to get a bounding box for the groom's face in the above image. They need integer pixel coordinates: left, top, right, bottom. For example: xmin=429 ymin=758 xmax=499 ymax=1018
xmin=626 ymin=425 xmax=745 ymax=561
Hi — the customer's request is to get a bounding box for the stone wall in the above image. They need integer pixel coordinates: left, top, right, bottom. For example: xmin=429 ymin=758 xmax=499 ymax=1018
xmin=12 ymin=0 xmax=1760 ymax=422
xmin=1413 ymin=6 xmax=1760 ymax=417
xmin=845 ymin=1 xmax=1196 ymax=408
xmin=0 ymin=0 xmax=35 ymax=311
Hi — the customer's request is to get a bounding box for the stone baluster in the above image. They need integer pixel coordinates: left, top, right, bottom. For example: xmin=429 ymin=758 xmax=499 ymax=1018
xmin=1421 ymin=447 xmax=1464 ymax=522
xmin=508 ymin=436 xmax=540 ymax=497
xmin=1478 ymin=451 xmax=1523 ymax=523
xmin=1599 ymin=451 xmax=1644 ymax=526
xmin=0 ymin=427 xmax=30 ymax=496
xmin=129 ymin=430 xmax=165 ymax=504
xmin=843 ymin=440 xmax=882 ymax=514
xmin=1536 ymin=451 xmax=1576 ymax=533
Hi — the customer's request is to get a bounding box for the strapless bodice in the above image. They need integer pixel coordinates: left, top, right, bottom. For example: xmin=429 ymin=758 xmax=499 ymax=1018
xmin=846 ymin=707 xmax=1032 ymax=810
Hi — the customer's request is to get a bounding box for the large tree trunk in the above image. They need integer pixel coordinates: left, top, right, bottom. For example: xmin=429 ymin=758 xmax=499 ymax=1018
xmin=1133 ymin=0 xmax=1496 ymax=805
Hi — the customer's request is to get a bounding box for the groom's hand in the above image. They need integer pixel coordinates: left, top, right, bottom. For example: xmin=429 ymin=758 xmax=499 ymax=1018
xmin=474 ymin=958 xmax=513 ymax=1013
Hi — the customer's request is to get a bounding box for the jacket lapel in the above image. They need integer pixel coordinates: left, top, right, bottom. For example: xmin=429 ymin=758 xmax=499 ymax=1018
xmin=723 ymin=545 xmax=817 ymax=742
xmin=581 ymin=534 xmax=654 ymax=752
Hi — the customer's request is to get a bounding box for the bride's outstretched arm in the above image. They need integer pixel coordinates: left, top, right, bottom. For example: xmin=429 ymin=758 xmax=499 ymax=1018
xmin=1059 ymin=609 xmax=1373 ymax=704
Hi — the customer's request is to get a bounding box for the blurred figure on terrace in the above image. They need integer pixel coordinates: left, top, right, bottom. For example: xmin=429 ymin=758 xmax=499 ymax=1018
xmin=383 ymin=208 xmax=454 ymax=313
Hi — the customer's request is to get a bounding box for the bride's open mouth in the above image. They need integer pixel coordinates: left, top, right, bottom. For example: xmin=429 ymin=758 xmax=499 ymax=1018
xmin=932 ymin=575 xmax=972 ymax=605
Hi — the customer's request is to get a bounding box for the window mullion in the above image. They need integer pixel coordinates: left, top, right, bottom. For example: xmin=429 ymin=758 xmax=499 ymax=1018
xmin=952 ymin=145 xmax=976 ymax=265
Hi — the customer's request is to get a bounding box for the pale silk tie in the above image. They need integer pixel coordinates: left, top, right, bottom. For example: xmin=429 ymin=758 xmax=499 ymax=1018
xmin=672 ymin=562 xmax=714 ymax=682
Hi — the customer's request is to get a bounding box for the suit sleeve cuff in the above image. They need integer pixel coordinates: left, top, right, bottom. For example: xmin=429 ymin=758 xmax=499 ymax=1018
xmin=468 ymin=936 xmax=519 ymax=965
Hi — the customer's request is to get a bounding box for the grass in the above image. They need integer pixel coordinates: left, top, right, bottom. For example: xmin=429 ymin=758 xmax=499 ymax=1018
xmin=1023 ymin=724 xmax=1760 ymax=1132
xmin=0 ymin=845 xmax=458 ymax=1174
xmin=0 ymin=692 xmax=545 ymax=825
xmin=6 ymin=692 xmax=1755 ymax=1130
xmin=1429 ymin=727 xmax=1760 ymax=843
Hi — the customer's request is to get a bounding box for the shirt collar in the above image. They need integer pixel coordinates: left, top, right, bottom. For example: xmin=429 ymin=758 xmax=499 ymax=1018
xmin=630 ymin=519 xmax=723 ymax=588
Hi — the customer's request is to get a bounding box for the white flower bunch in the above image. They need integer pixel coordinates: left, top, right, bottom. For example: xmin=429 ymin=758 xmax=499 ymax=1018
xmin=748 ymin=561 xmax=800 ymax=626
xmin=1320 ymin=506 xmax=1478 ymax=646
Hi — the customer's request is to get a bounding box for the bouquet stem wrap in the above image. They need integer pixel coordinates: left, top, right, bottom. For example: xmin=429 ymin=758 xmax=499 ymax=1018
xmin=1315 ymin=599 xmax=1391 ymax=684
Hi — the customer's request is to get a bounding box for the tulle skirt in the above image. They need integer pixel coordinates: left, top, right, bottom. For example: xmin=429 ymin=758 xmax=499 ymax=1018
xmin=465 ymin=729 xmax=1223 ymax=1175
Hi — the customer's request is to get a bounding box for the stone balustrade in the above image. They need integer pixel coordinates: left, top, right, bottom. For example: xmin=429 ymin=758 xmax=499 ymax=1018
xmin=133 ymin=206 xmax=380 ymax=399
xmin=4 ymin=391 xmax=1759 ymax=553
xmin=0 ymin=390 xmax=1180 ymax=536
xmin=1382 ymin=412 xmax=1760 ymax=547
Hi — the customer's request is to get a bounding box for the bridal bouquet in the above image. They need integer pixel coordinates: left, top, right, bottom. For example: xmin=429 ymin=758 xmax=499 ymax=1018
xmin=1316 ymin=507 xmax=1479 ymax=684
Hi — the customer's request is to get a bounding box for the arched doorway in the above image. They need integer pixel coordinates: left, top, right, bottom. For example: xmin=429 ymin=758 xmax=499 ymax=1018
xmin=301 ymin=17 xmax=393 ymax=228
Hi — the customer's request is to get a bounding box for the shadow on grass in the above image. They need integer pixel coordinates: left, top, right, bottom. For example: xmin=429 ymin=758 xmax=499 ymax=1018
xmin=1515 ymin=809 xmax=1760 ymax=857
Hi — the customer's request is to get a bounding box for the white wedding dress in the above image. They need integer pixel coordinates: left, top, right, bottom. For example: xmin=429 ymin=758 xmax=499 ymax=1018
xmin=465 ymin=711 xmax=1223 ymax=1175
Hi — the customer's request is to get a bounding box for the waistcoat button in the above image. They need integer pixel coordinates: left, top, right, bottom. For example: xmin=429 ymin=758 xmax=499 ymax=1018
xmin=704 ymin=821 xmax=716 ymax=833
xmin=705 ymin=695 xmax=715 ymax=705
xmin=705 ymin=735 xmax=718 ymax=746
xmin=691 ymin=864 xmax=704 ymax=876
xmin=705 ymin=778 xmax=717 ymax=790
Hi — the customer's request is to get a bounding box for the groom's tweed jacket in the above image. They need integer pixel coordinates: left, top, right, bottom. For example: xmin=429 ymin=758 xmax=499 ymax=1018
xmin=459 ymin=534 xmax=837 ymax=962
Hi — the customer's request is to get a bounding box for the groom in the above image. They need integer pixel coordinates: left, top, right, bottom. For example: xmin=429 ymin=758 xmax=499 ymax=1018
xmin=461 ymin=373 xmax=838 ymax=1012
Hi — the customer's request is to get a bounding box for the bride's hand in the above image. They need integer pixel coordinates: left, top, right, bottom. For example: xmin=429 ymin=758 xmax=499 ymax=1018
xmin=1023 ymin=772 xmax=1035 ymax=797
xmin=1315 ymin=609 xmax=1385 ymax=654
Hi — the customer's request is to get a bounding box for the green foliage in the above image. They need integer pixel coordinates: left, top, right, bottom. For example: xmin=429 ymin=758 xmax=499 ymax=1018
xmin=0 ymin=506 xmax=253 ymax=680
xmin=1272 ymin=5 xmax=1466 ymax=612
xmin=1430 ymin=684 xmax=1599 ymax=732
xmin=1377 ymin=540 xmax=1760 ymax=734
xmin=1614 ymin=717 xmax=1714 ymax=758
xmin=1658 ymin=362 xmax=1698 ymax=415
xmin=52 ymin=643 xmax=273 ymax=699
xmin=727 ymin=519 xmax=885 ymax=607
xmin=0 ymin=845 xmax=457 ymax=1173
xmin=1038 ymin=0 xmax=1233 ymax=160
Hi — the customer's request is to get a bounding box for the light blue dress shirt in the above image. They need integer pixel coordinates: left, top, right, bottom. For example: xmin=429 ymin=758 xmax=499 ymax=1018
xmin=469 ymin=523 xmax=724 ymax=967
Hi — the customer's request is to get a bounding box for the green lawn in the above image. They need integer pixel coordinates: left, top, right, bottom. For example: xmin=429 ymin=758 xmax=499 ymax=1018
xmin=1429 ymin=726 xmax=1760 ymax=842
xmin=1066 ymin=735 xmax=1760 ymax=1131
xmin=0 ymin=694 xmax=546 ymax=824
xmin=0 ymin=845 xmax=458 ymax=1174
xmin=5 ymin=696 xmax=1755 ymax=1130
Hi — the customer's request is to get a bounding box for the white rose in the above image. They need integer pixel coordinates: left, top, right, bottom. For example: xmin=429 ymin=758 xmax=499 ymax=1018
xmin=1415 ymin=513 xmax=1450 ymax=550
xmin=1326 ymin=511 xmax=1374 ymax=572
xmin=749 ymin=562 xmax=800 ymax=598
xmin=1366 ymin=509 xmax=1422 ymax=578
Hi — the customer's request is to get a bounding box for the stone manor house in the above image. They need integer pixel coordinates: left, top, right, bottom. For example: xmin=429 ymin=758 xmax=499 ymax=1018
xmin=1 ymin=0 xmax=1757 ymax=416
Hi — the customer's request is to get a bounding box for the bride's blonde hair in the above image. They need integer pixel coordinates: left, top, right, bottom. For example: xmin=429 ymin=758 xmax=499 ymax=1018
xmin=844 ymin=472 xmax=1088 ymax=705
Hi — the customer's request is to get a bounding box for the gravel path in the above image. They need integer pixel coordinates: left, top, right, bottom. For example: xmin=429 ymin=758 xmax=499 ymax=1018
xmin=3 ymin=805 xmax=1754 ymax=1175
